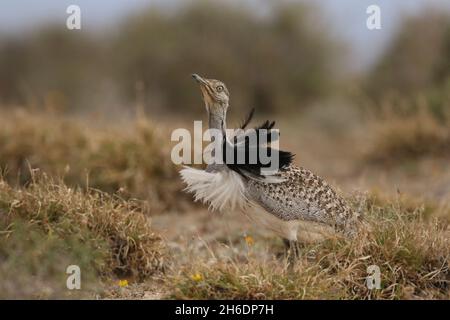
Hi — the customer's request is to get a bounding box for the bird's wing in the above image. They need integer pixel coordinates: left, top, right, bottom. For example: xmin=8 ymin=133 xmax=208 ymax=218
xmin=224 ymin=109 xmax=294 ymax=182
xmin=246 ymin=165 xmax=357 ymax=233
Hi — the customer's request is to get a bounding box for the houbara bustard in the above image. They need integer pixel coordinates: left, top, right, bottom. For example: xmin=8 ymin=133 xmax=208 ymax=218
xmin=180 ymin=74 xmax=361 ymax=249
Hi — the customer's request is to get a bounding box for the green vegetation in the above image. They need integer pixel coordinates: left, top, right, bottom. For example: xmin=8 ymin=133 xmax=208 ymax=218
xmin=0 ymin=173 xmax=165 ymax=298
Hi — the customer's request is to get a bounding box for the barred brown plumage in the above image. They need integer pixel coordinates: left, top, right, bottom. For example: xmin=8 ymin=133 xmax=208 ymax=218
xmin=246 ymin=166 xmax=360 ymax=239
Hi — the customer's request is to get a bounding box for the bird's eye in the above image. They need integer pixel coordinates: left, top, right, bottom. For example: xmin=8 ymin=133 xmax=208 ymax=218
xmin=216 ymin=85 xmax=224 ymax=92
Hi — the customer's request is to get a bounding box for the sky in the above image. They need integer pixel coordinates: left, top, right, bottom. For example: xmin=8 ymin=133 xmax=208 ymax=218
xmin=1 ymin=0 xmax=450 ymax=71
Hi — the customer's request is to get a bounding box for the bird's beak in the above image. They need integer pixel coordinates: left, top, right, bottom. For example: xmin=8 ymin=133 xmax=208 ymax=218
xmin=192 ymin=73 xmax=213 ymax=106
xmin=192 ymin=73 xmax=208 ymax=86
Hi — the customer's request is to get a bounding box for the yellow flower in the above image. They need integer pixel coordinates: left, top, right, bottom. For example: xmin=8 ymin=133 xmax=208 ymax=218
xmin=244 ymin=235 xmax=254 ymax=246
xmin=191 ymin=273 xmax=203 ymax=282
xmin=118 ymin=279 xmax=129 ymax=287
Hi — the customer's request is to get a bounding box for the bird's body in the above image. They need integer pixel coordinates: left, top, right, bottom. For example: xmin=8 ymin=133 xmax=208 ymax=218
xmin=245 ymin=165 xmax=358 ymax=241
xmin=181 ymin=164 xmax=358 ymax=242
xmin=181 ymin=74 xmax=360 ymax=245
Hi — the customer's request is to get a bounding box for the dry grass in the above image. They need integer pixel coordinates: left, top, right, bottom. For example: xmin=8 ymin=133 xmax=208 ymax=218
xmin=363 ymin=103 xmax=450 ymax=166
xmin=0 ymin=108 xmax=449 ymax=299
xmin=167 ymin=195 xmax=449 ymax=300
xmin=0 ymin=172 xmax=165 ymax=298
xmin=0 ymin=109 xmax=187 ymax=212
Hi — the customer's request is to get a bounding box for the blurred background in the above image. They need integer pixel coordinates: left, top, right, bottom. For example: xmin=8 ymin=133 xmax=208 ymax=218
xmin=1 ymin=0 xmax=449 ymax=195
xmin=0 ymin=0 xmax=449 ymax=298
xmin=0 ymin=0 xmax=449 ymax=114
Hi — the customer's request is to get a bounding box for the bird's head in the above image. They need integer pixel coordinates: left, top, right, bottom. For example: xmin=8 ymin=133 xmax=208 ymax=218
xmin=192 ymin=73 xmax=229 ymax=114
